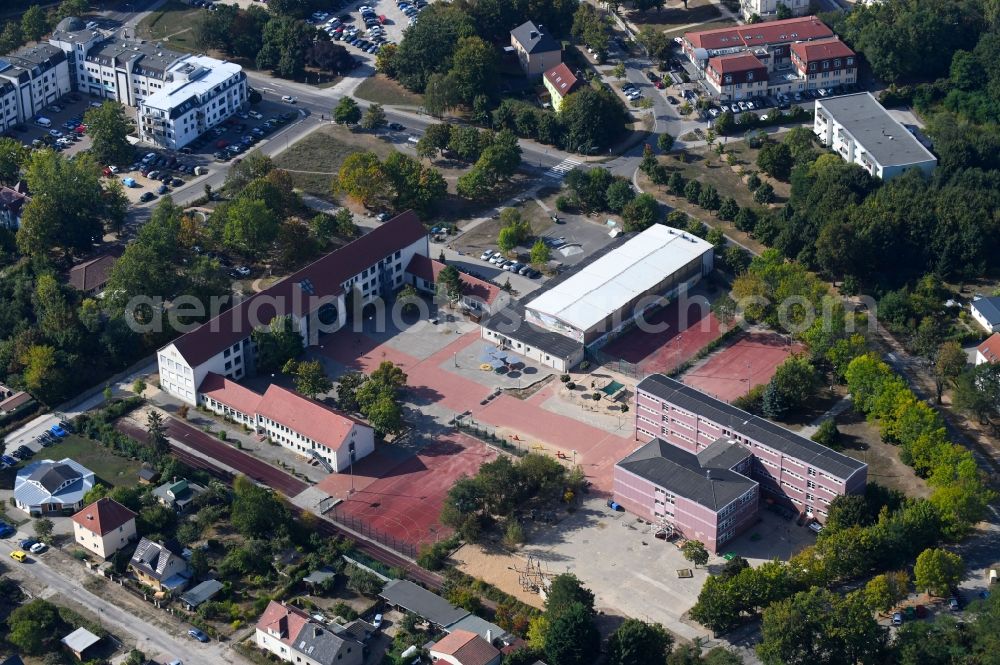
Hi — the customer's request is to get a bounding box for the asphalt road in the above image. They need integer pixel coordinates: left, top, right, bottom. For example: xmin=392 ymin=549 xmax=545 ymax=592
xmin=0 ymin=534 xmax=236 ymax=664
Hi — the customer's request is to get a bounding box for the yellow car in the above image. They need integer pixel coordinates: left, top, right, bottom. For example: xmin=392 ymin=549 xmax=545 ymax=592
xmin=9 ymin=550 xmax=26 ymax=562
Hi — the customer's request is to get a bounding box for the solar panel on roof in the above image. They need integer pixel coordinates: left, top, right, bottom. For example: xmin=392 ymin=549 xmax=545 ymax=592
xmin=0 ymin=59 xmax=10 ymax=73
xmin=299 ymin=278 xmax=315 ymax=295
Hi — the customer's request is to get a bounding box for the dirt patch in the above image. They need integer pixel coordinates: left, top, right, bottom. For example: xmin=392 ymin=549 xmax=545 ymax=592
xmin=453 ymin=192 xmax=559 ymax=257
xmin=355 ymin=76 xmax=424 ymax=107
xmin=837 ymin=408 xmax=931 ymax=499
xmin=274 ymin=124 xmax=395 ymax=197
xmin=451 ymin=544 xmax=546 ymax=609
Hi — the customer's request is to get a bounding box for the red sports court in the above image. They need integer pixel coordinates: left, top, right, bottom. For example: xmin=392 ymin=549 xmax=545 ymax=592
xmin=682 ymin=332 xmax=801 ymax=402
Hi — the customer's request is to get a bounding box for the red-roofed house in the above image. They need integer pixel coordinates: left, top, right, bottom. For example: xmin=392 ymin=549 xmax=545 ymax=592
xmin=255 ymin=600 xmax=363 ymax=665
xmin=405 ymin=255 xmax=508 ymax=318
xmin=976 ymin=333 xmax=1000 ymax=366
xmin=430 ymin=630 xmax=501 ymax=665
xmin=68 ymin=252 xmax=120 ymax=296
xmin=71 ymin=498 xmax=138 ymax=559
xmin=705 ymin=53 xmax=767 ymax=99
xmin=256 ymin=385 xmax=374 ymax=472
xmin=542 ymin=63 xmax=580 ymax=112
xmin=791 ymin=38 xmax=857 ymax=91
xmin=157 ymin=211 xmax=428 ymax=405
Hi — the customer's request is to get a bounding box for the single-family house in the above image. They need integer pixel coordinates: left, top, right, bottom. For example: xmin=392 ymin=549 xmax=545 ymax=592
xmin=152 ymin=478 xmax=205 ymax=513
xmin=542 ymin=63 xmax=579 ymax=112
xmin=429 ymin=630 xmax=501 ymax=665
xmin=255 ymin=600 xmax=364 ymax=665
xmin=0 ymin=382 xmax=33 ymax=418
xmin=71 ymin=497 xmax=138 ymax=559
xmin=976 ymin=333 xmax=1000 ymax=365
xmin=68 ymin=252 xmax=119 ymax=296
xmin=971 ymin=296 xmax=1000 ymax=333
xmin=14 ymin=458 xmax=95 ymax=516
xmin=510 ymin=21 xmax=561 ymax=78
xmin=129 ymin=538 xmax=191 ymax=592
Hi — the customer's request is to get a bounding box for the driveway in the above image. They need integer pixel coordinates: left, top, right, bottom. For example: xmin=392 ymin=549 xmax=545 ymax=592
xmin=0 ymin=532 xmax=241 ymax=665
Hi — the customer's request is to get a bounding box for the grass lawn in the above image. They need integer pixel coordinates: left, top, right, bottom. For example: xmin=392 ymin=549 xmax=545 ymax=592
xmin=354 ymin=76 xmax=424 ymax=107
xmin=35 ymin=435 xmax=142 ymax=489
xmin=136 ymin=0 xmax=205 ymax=53
xmin=274 ymin=125 xmax=395 ymax=197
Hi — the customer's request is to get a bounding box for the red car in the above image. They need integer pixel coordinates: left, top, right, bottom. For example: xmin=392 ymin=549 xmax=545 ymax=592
xmin=102 ymin=166 xmax=112 ymax=177
xmin=655 ymin=81 xmax=665 ymax=89
xmin=379 ymin=14 xmax=387 ymax=23
xmin=215 ymin=139 xmax=229 ymax=149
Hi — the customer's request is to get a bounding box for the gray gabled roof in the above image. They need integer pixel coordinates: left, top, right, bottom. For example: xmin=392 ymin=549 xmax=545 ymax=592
xmin=637 ymin=375 xmax=867 ymax=480
xmin=511 ymin=21 xmax=560 ymax=55
xmin=380 ymin=580 xmax=469 ymax=627
xmin=617 ymin=439 xmax=757 ymax=510
xmin=973 ymin=296 xmax=1000 ymax=326
xmin=130 ymin=538 xmax=183 ymax=580
xmin=295 ymin=624 xmax=358 ymax=665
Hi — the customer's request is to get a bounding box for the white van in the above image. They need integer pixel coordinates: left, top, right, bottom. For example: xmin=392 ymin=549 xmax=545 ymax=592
xmin=990 ymin=569 xmax=997 ymax=585
xmin=35 ymin=117 xmax=51 ymax=128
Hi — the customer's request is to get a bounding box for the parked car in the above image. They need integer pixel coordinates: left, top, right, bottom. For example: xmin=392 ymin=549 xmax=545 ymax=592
xmin=50 ymin=425 xmax=68 ymax=438
xmin=891 ymin=612 xmax=903 ymax=626
xmin=234 ymin=266 xmax=251 ymax=277
xmin=372 ymin=614 xmax=383 ymax=630
xmin=140 ymin=192 xmax=156 ymax=202
xmin=949 ymin=597 xmax=961 ymax=611
xmin=18 ymin=538 xmax=37 ymax=550
xmin=9 ymin=550 xmax=26 ymax=563
xmin=480 ymin=249 xmax=494 ymax=261
xmin=281 ymin=95 xmax=297 ymax=104
xmin=188 ymin=629 xmax=210 ymax=643
xmin=0 ymin=522 xmax=14 ymax=538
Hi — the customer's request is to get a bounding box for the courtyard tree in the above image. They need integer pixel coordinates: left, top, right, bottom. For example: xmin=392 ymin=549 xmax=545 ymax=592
xmin=290 ymin=359 xmax=333 ymax=399
xmin=606 ymin=619 xmax=673 ymax=665
xmin=0 ymin=137 xmax=29 ymax=185
xmin=437 ymin=265 xmax=464 ymax=302
xmin=864 ymin=571 xmax=910 ymax=614
xmin=682 ymin=540 xmax=709 ymax=568
xmin=252 ymin=315 xmax=304 ymax=373
xmin=221 ymin=197 xmax=280 ymax=259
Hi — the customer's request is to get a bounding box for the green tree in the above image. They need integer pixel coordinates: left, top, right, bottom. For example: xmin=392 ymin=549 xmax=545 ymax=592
xmin=715 ymin=110 xmax=735 ymax=134
xmin=681 ymin=540 xmax=709 ymax=567
xmin=20 ymin=5 xmax=47 ymax=42
xmin=448 ymin=36 xmax=498 ymax=104
xmin=360 ymin=103 xmax=387 ymax=131
xmin=684 ymin=179 xmax=702 ymax=203
xmin=256 ymin=16 xmax=312 ymax=79
xmin=605 ymin=179 xmax=636 ymax=213
xmin=393 ymin=4 xmax=475 ymax=91
xmin=33 ymin=517 xmax=53 ymax=541
xmin=933 ymin=341 xmax=967 ymax=402
xmin=222 ymin=197 xmax=279 ymax=259
xmin=606 ymin=619 xmax=673 ymax=665
xmin=757 ymin=142 xmax=793 ymax=180
xmin=530 ymin=240 xmax=551 ymax=265
xmin=334 ymin=208 xmax=359 ymax=237
xmin=546 ymin=574 xmax=595 ymax=619
xmin=863 ymin=570 xmax=909 ymax=614
xmin=417 ymin=123 xmax=452 ymax=159
xmin=621 ymin=193 xmax=658 ymax=232
xmin=6 ymin=599 xmax=61 ymax=654
xmin=754 ymin=182 xmax=775 ymax=204
xmin=84 ymin=102 xmax=133 ymax=166
xmin=612 ymin=61 xmax=626 ymax=79
xmin=225 ymin=150 xmax=274 ymax=192
xmin=364 ymin=393 xmax=405 ymax=436
xmin=333 ymin=97 xmax=362 ymax=125
xmin=252 ymin=316 xmax=304 ymax=373
xmin=147 ymin=410 xmax=169 ymax=456
xmin=913 ymin=548 xmax=964 ymax=596
xmin=544 ymin=602 xmax=600 ymax=665
xmin=699 ymin=184 xmax=721 ymax=211
xmin=558 ymin=86 xmax=628 ymax=153
xmin=231 ymin=474 xmax=288 ymax=538
xmin=335 ymin=151 xmax=392 ymax=209
xmin=717 ymin=197 xmax=738 ymax=222
xmin=810 ymin=418 xmax=840 ymax=449
xmin=0 ymin=21 xmax=23 ymax=56
xmin=438 ymin=265 xmax=464 ymax=302
xmin=657 ymin=132 xmax=675 ymax=152
xmin=21 ymin=344 xmax=64 ymax=405
xmin=292 ymin=359 xmax=333 ymax=399
xmin=0 ymin=137 xmax=28 ymax=185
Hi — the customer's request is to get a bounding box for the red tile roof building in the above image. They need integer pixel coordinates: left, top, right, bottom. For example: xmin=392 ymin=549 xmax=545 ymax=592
xmin=157 ymin=211 xmax=429 ymax=405
xmin=405 ymin=254 xmax=507 ymax=317
xmin=542 ymin=63 xmax=580 ymax=112
xmin=199 ymin=373 xmax=375 ymax=473
xmin=976 ymin=333 xmax=1000 ymax=365
xmin=68 ymin=252 xmax=120 ymax=295
xmin=430 ymin=630 xmax=502 ymax=665
xmin=71 ymin=498 xmax=138 ymax=559
xmin=683 ymin=16 xmax=849 ymax=100
xmin=255 ymin=601 xmax=364 ymax=665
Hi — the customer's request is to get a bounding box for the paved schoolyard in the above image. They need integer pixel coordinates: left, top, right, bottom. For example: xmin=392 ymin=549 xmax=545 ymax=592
xmin=681 ymin=332 xmax=802 ymax=402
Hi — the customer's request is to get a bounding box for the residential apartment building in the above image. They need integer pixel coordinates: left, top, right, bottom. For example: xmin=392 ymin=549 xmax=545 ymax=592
xmin=813 ymin=92 xmax=937 ymax=181
xmin=614 ymin=438 xmax=759 ymax=552
xmin=157 ymin=211 xmax=428 ymax=405
xmin=48 ymin=16 xmax=246 ymax=149
xmin=0 ymin=44 xmax=72 ymax=128
xmin=628 ymin=375 xmax=867 ymax=525
xmin=510 ymin=21 xmax=561 ymax=78
xmin=741 ymin=0 xmax=810 ymax=21
xmin=255 ymin=601 xmax=364 ymax=665
xmin=71 ymin=498 xmax=137 ymax=559
xmin=683 ymin=16 xmax=855 ymax=100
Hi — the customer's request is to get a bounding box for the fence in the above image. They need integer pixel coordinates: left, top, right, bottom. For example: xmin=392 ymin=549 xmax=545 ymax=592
xmin=327 ymin=505 xmax=418 ymax=559
xmin=586 ymin=348 xmax=643 ymax=378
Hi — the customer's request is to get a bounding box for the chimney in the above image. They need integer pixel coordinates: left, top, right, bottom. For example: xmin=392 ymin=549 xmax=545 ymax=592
xmin=486 ymin=629 xmax=493 ymax=643
xmin=706 ymin=469 xmax=711 ymax=480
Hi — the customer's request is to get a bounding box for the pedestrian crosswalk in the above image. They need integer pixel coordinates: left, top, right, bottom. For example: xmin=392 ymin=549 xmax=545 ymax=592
xmin=541 ymin=157 xmax=583 ymax=180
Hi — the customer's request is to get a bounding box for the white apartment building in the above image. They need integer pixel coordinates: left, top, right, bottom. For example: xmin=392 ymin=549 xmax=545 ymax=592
xmin=139 ymin=55 xmax=246 ymax=149
xmin=741 ymin=0 xmax=809 ymax=21
xmin=48 ymin=16 xmax=245 ymax=149
xmin=157 ymin=211 xmax=428 ymax=405
xmin=0 ymin=44 xmax=72 ymax=128
xmin=813 ymin=92 xmax=937 ymax=181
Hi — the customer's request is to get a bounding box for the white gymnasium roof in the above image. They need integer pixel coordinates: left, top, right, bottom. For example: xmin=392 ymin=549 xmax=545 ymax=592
xmin=525 ymin=225 xmax=713 ymax=332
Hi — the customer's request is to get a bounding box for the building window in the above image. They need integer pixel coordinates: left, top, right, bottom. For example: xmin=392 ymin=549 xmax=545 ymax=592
xmin=723 ymin=74 xmax=732 ymax=84
xmin=747 ymin=71 xmax=754 ymax=81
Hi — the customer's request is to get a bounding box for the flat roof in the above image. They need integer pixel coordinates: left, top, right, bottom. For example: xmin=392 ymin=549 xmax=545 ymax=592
xmin=638 ymin=375 xmax=867 ymax=480
xmin=816 ymin=92 xmax=937 ymax=168
xmin=617 ymin=439 xmax=757 ymax=510
xmin=141 ymin=54 xmax=242 ymax=112
xmin=61 ymin=628 xmax=100 ymax=653
xmin=525 ymin=225 xmax=712 ymax=333
xmin=481 ymin=301 xmax=584 ymax=361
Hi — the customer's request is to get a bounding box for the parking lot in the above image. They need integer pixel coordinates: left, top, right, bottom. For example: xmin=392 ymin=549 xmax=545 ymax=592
xmin=309 ymin=0 xmax=433 ymax=58
xmin=7 ymin=93 xmax=97 ymax=158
